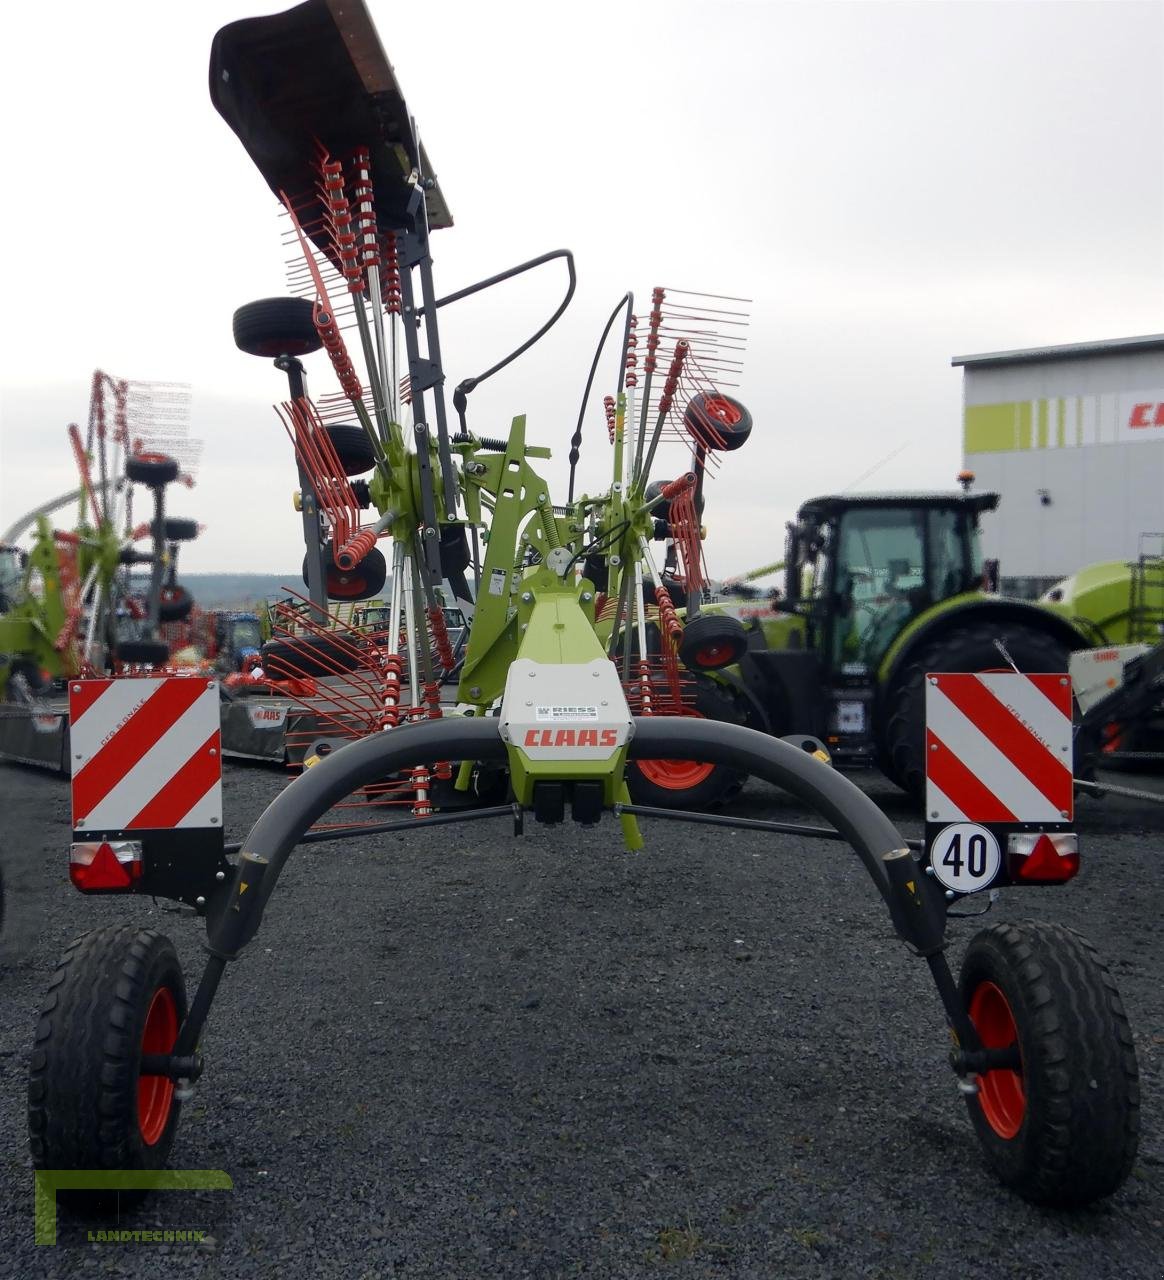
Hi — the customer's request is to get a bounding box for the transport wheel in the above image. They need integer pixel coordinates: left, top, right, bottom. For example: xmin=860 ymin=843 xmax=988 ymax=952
xmin=261 ymin=633 xmax=370 ymax=678
xmin=683 ymin=392 xmax=752 ymax=451
xmin=29 ymin=927 xmax=187 ymax=1181
xmin=883 ymin=621 xmax=1068 ymax=801
xmin=126 ymin=453 xmax=179 ymax=487
xmin=678 ymin=614 xmax=748 ymax=672
xmin=320 ymin=423 xmax=377 ymax=477
xmin=232 ymin=296 xmax=322 ymax=358
xmin=162 ymin=518 xmax=199 ymax=542
xmin=115 ymin=639 xmax=170 ymax=666
xmin=158 ymin=585 xmax=195 ymax=622
xmin=626 ymin=677 xmax=747 ymax=809
xmin=303 ymin=543 xmax=388 ymax=600
xmin=958 ymin=921 xmax=1139 ymax=1207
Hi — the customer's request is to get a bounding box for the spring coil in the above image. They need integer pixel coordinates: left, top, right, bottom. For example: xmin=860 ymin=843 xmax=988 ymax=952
xmin=381 ymin=232 xmax=401 ymax=315
xmin=313 ymin=306 xmax=362 ymax=400
xmin=657 ymin=341 xmax=688 ymax=418
xmin=603 ymin=395 xmax=616 ymax=443
xmin=427 ymin=606 xmax=457 ymax=672
xmin=653 ymin=584 xmax=683 ymax=645
xmin=335 ymin=528 xmax=378 ymax=570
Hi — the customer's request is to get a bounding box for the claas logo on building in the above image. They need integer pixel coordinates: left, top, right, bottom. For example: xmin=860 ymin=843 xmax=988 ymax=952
xmin=1127 ymin=403 xmax=1164 ymax=429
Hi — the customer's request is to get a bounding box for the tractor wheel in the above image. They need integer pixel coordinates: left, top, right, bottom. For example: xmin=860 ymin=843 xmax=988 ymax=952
xmin=261 ymin=634 xmax=370 ymax=678
xmin=162 ymin=518 xmax=199 ymax=542
xmin=115 ymin=639 xmax=170 ymax=667
xmin=683 ymin=392 xmax=752 ymax=452
xmin=625 ymin=677 xmax=747 ymax=810
xmin=883 ymin=621 xmax=1068 ymax=800
xmin=232 ymin=296 xmax=322 ymax=358
xmin=158 ymin=586 xmax=194 ymax=622
xmin=678 ymin=614 xmax=748 ymax=672
xmin=126 ymin=453 xmax=179 ymax=487
xmin=958 ymin=921 xmax=1139 ymax=1206
xmin=29 ymin=927 xmax=187 ymax=1183
xmin=303 ymin=543 xmax=388 ymax=601
xmin=320 ymin=424 xmax=377 ymax=477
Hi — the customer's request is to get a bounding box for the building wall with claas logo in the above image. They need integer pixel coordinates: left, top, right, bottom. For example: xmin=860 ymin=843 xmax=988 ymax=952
xmin=953 ymin=334 xmax=1164 ymax=595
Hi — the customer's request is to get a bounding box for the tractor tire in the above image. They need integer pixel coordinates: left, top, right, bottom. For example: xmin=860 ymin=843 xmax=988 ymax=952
xmin=678 ymin=613 xmax=748 ymax=672
xmin=162 ymin=518 xmax=199 ymax=542
xmin=29 ymin=927 xmax=187 ymax=1185
xmin=883 ymin=621 xmax=1068 ymax=801
xmin=126 ymin=453 xmax=179 ymax=487
xmin=321 ymin=424 xmax=377 ymax=477
xmin=158 ymin=586 xmax=194 ymax=622
xmin=625 ymin=677 xmax=747 ymax=810
xmin=232 ymin=296 xmax=322 ymax=358
xmin=683 ymin=392 xmax=752 ymax=452
xmin=261 ymin=634 xmax=370 ymax=678
xmin=958 ymin=921 xmax=1139 ymax=1207
xmin=115 ymin=639 xmax=170 ymax=667
xmin=304 ymin=543 xmax=388 ymax=601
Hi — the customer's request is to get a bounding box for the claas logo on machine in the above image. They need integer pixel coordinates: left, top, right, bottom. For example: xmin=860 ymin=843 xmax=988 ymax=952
xmin=523 ymin=728 xmax=619 ymax=749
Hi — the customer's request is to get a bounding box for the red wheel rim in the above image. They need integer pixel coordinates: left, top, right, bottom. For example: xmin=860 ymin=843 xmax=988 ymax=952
xmin=703 ymin=397 xmax=742 ymax=426
xmin=138 ymin=986 xmax=178 ymax=1146
xmin=968 ymin=980 xmax=1025 ymax=1139
xmin=637 ymin=757 xmax=717 ymax=790
xmin=694 ymin=642 xmax=734 ymax=668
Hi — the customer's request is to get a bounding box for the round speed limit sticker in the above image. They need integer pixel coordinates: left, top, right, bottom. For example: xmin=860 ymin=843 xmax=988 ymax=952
xmin=928 ymin=823 xmax=1001 ymax=894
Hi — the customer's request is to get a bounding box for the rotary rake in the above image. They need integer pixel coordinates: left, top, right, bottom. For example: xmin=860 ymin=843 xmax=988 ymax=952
xmin=26 ymin=0 xmax=1139 ymax=1217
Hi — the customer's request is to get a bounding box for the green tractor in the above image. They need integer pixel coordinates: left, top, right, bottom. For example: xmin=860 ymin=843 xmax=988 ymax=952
xmin=640 ymin=488 xmax=1089 ymax=806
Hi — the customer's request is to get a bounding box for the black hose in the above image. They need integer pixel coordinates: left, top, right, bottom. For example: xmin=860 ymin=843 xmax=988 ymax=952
xmin=568 ymin=292 xmax=634 ymax=504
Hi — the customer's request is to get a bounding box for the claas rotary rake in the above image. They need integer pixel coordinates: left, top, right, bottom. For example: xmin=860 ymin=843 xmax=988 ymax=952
xmin=26 ymin=0 xmax=1138 ymax=1213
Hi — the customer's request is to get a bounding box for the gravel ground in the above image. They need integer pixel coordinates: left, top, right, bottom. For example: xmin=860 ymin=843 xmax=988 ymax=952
xmin=0 ymin=760 xmax=1160 ymax=1279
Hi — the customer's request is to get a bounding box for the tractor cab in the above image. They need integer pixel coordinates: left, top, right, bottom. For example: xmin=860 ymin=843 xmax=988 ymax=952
xmin=784 ymin=492 xmax=997 ymax=675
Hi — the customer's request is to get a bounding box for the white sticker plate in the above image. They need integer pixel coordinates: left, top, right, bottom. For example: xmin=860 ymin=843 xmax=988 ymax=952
xmin=928 ymin=822 xmax=1001 ymax=894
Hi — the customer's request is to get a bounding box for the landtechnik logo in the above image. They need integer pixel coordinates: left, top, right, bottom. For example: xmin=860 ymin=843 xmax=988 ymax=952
xmin=34 ymin=1169 xmax=234 ymax=1245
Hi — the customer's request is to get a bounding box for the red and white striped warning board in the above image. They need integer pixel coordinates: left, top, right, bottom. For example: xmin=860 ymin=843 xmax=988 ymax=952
xmin=925 ymin=671 xmax=1073 ymax=824
xmin=69 ymin=678 xmax=222 ymax=831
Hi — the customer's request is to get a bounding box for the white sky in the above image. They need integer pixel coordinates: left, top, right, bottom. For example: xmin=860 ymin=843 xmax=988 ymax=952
xmin=2 ymin=0 xmax=1162 ymax=579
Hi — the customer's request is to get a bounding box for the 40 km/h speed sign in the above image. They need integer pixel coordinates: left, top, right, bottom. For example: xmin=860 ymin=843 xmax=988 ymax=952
xmin=923 ymin=671 xmax=1075 ymax=895
xmin=928 ymin=822 xmax=1001 ymax=894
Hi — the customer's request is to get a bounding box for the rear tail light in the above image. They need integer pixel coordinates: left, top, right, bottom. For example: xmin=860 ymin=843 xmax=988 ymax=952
xmin=1006 ymin=832 xmax=1079 ymax=884
xmin=70 ymin=841 xmax=143 ymax=892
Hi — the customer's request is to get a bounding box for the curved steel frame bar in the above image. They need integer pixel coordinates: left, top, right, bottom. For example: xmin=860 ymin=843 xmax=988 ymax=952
xmin=173 ymin=716 xmax=969 ymax=1062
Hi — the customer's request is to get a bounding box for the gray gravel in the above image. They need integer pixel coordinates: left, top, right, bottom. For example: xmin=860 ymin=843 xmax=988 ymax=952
xmin=0 ymin=761 xmax=1160 ymax=1278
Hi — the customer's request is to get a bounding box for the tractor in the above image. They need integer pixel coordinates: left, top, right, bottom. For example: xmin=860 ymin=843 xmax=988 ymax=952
xmin=634 ymin=488 xmax=1089 ymax=807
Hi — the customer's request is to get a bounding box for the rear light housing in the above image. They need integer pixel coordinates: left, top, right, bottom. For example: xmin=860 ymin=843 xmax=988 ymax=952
xmin=70 ymin=841 xmax=143 ymax=892
xmin=1006 ymin=832 xmax=1079 ymax=884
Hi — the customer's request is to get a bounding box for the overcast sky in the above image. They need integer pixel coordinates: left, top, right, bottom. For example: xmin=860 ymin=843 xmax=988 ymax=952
xmin=2 ymin=0 xmax=1162 ymax=581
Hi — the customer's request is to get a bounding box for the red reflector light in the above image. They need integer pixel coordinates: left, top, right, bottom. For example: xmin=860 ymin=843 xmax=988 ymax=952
xmin=69 ymin=841 xmax=143 ymax=892
xmin=1006 ymin=832 xmax=1079 ymax=883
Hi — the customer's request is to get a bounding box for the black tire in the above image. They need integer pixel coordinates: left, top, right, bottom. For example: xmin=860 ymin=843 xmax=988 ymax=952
xmin=320 ymin=424 xmax=376 ymax=477
xmin=158 ymin=585 xmax=194 ymax=622
xmin=883 ymin=621 xmax=1068 ymax=800
xmin=958 ymin=921 xmax=1139 ymax=1207
xmin=303 ymin=543 xmax=388 ymax=601
xmin=232 ymin=296 xmax=322 ymax=358
xmin=683 ymin=392 xmax=752 ymax=452
xmin=125 ymin=453 xmax=179 ymax=487
xmin=162 ymin=518 xmax=199 ymax=542
xmin=115 ymin=639 xmax=170 ymax=666
xmin=678 ymin=613 xmax=748 ymax=672
xmin=625 ymin=677 xmax=747 ymax=810
xmin=29 ymin=927 xmax=187 ymax=1181
xmin=261 ymin=634 xmax=370 ymax=678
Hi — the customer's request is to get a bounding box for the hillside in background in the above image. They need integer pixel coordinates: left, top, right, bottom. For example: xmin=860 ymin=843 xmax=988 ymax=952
xmin=181 ymin=574 xmax=302 ymax=609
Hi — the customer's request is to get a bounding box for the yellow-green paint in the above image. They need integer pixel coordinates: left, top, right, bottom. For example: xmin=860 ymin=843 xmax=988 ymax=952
xmin=1036 ymin=398 xmax=1048 ymax=449
xmin=1056 ymin=397 xmax=1065 ymax=448
xmin=1076 ymin=396 xmax=1083 ymax=446
xmin=963 ymin=403 xmax=1017 ymax=453
xmin=1017 ymin=400 xmax=1032 ymax=451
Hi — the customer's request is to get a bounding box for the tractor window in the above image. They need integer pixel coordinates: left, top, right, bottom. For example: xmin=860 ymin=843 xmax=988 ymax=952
xmin=831 ymin=508 xmax=927 ymax=669
xmin=928 ymin=509 xmax=970 ymax=599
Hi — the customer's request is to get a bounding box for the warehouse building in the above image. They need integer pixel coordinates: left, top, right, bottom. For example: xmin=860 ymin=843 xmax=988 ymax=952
xmin=954 ymin=334 xmax=1164 ymax=597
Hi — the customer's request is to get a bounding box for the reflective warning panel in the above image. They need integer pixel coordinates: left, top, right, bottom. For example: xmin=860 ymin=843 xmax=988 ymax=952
xmin=924 ymin=672 xmax=1073 ymax=824
xmin=69 ymin=678 xmax=222 ymax=832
